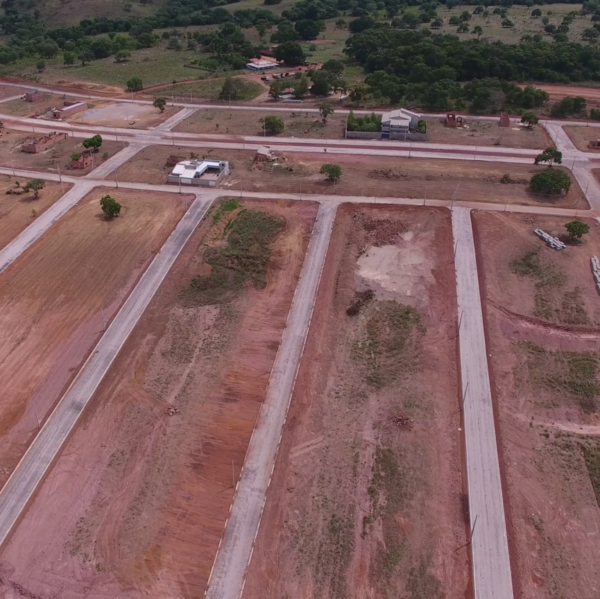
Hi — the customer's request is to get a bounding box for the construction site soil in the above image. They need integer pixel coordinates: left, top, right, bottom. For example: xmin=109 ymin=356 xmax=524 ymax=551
xmin=564 ymin=125 xmax=600 ymax=152
xmin=0 ymin=128 xmax=122 ymax=176
xmin=0 ymin=187 xmax=184 ymax=491
xmin=425 ymin=118 xmax=553 ymax=150
xmin=473 ymin=211 xmax=600 ymax=599
xmin=0 ymin=199 xmax=318 ymax=599
xmin=0 ymin=175 xmax=67 ymax=249
xmin=114 ymin=146 xmax=588 ymax=209
xmin=174 ymin=108 xmax=348 ymax=139
xmin=71 ymin=101 xmax=179 ymax=129
xmin=244 ymin=205 xmax=469 ymax=599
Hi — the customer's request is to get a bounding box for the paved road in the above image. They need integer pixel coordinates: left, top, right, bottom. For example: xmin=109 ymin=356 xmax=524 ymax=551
xmin=206 ymin=202 xmax=337 ymax=599
xmin=0 ymin=180 xmax=95 ymax=274
xmin=0 ymin=194 xmax=212 ymax=548
xmin=452 ymin=207 xmax=514 ymax=599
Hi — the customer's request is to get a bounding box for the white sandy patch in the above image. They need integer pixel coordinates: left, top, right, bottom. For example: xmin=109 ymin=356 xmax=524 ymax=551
xmin=356 ymin=233 xmax=434 ymax=304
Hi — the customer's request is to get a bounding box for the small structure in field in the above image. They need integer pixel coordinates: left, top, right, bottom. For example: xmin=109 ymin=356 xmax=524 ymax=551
xmin=255 ymin=146 xmax=276 ymax=162
xmin=21 ymin=132 xmax=67 ymax=153
xmin=71 ymin=150 xmax=94 ymax=169
xmin=445 ymin=113 xmax=464 ymax=128
xmin=167 ymin=159 xmax=230 ymax=187
xmin=534 ymin=228 xmax=565 ymax=250
xmin=24 ymin=91 xmax=45 ymax=103
xmin=498 ymin=113 xmax=510 ymax=127
xmin=54 ymin=101 xmax=88 ymax=119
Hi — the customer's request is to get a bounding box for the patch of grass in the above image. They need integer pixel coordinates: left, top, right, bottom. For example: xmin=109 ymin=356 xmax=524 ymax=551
xmin=522 ymin=343 xmax=600 ymax=413
xmin=560 ymin=287 xmax=589 ymax=325
xmin=183 ymin=208 xmax=283 ymax=305
xmin=583 ymin=445 xmax=600 ymax=507
xmin=510 ymin=249 xmax=565 ymax=288
xmin=211 ymin=197 xmax=240 ymax=224
xmin=353 ymin=301 xmax=425 ymax=387
xmin=406 ymin=557 xmax=443 ymax=599
xmin=151 ymin=77 xmax=262 ymax=101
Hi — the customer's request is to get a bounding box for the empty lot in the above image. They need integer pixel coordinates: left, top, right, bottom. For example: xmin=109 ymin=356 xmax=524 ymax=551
xmin=0 ymin=198 xmax=318 ymax=598
xmin=473 ymin=211 xmax=600 ymax=599
xmin=244 ymin=205 xmax=468 ymax=598
xmin=0 ymin=175 xmax=67 ymax=249
xmin=0 ymin=188 xmax=185 ymax=487
xmin=115 ymin=145 xmax=588 ymax=209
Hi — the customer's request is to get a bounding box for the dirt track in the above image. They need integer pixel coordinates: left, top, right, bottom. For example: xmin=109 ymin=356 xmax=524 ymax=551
xmin=0 ymin=199 xmax=317 ymax=598
xmin=0 ymin=176 xmax=67 ymax=249
xmin=244 ymin=205 xmax=468 ymax=599
xmin=0 ymin=188 xmax=184 ymax=487
xmin=473 ymin=211 xmax=600 ymax=599
xmin=534 ymin=84 xmax=600 ymax=108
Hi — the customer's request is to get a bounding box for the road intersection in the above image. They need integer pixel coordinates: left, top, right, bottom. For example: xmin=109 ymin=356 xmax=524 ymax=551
xmin=0 ymin=88 xmax=598 ymax=599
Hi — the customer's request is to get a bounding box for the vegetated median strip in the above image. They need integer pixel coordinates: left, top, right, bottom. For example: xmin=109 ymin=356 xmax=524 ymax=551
xmin=206 ymin=202 xmax=337 ymax=599
xmin=0 ymin=180 xmax=95 ymax=275
xmin=0 ymin=194 xmax=213 ymax=550
xmin=452 ymin=206 xmax=514 ymax=599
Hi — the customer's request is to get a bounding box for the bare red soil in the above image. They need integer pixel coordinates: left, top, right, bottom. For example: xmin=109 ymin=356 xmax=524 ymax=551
xmin=244 ymin=205 xmax=469 ymax=599
xmin=0 ymin=199 xmax=317 ymax=599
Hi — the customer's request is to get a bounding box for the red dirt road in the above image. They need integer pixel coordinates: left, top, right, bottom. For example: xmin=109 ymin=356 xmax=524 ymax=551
xmin=0 ymin=188 xmax=185 ymax=486
xmin=0 ymin=200 xmax=317 ymax=598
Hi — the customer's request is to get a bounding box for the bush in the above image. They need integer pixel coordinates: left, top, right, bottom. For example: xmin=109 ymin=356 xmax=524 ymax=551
xmin=320 ymin=163 xmax=342 ymax=182
xmin=347 ymin=111 xmax=381 ymax=132
xmin=126 ymin=76 xmax=143 ymax=92
xmin=100 ymin=195 xmax=121 ymax=218
xmin=263 ymin=115 xmax=284 ymax=134
xmin=530 ymin=169 xmax=572 ymax=194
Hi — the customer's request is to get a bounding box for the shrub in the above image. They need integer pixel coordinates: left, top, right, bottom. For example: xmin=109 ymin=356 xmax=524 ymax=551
xmin=529 ymin=169 xmax=572 ymax=194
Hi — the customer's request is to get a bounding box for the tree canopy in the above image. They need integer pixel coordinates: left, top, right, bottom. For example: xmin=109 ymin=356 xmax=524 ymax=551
xmin=529 ymin=169 xmax=572 ymax=194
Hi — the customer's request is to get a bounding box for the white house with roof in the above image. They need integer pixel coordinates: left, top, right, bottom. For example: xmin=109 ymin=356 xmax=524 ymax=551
xmin=167 ymin=159 xmax=230 ymax=187
xmin=381 ymin=108 xmax=421 ymax=138
xmin=246 ymin=59 xmax=278 ymax=72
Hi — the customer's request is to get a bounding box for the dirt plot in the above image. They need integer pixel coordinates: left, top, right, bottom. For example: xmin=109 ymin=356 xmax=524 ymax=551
xmin=244 ymin=205 xmax=468 ymax=599
xmin=564 ymin=125 xmax=600 ymax=152
xmin=0 ymin=128 xmax=122 ymax=176
xmin=115 ymin=145 xmax=588 ymax=208
xmin=0 ymin=175 xmax=67 ymax=249
xmin=425 ymin=118 xmax=553 ymax=150
xmin=0 ymin=93 xmax=70 ymax=116
xmin=174 ymin=108 xmax=348 ymax=139
xmin=0 ymin=199 xmax=317 ymax=598
xmin=0 ymin=85 xmax=20 ymax=99
xmin=71 ymin=101 xmax=179 ymax=128
xmin=0 ymin=188 xmax=184 ymax=487
xmin=473 ymin=211 xmax=600 ymax=599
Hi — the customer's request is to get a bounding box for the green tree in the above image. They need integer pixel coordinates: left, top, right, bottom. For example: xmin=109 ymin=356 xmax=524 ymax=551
xmin=521 ymin=112 xmax=539 ymax=127
xmin=529 ymin=169 xmax=572 ymax=194
xmin=115 ymin=50 xmax=131 ymax=63
xmin=565 ymin=220 xmax=590 ymax=240
xmin=531 ymin=8 xmax=542 ymax=16
xmin=320 ymin=163 xmax=342 ymax=182
xmin=321 ymin=59 xmax=344 ymax=77
xmin=269 ymin=79 xmax=287 ymax=98
xmin=100 ymin=195 xmax=122 ymax=218
xmin=36 ymin=60 xmax=46 ymax=72
xmin=273 ymin=41 xmax=305 ymax=66
xmin=263 ymin=115 xmax=284 ymax=134
xmin=502 ymin=18 xmax=515 ymax=27
xmin=23 ymin=178 xmax=45 ymax=198
xmin=534 ymin=147 xmax=562 ymax=166
xmin=78 ymin=48 xmax=94 ymax=66
xmin=71 ymin=152 xmax=80 ymax=161
xmin=431 ymin=18 xmax=443 ymax=28
xmin=153 ymin=97 xmax=167 ymax=113
xmin=295 ymin=19 xmax=321 ymax=40
xmin=583 ymin=28 xmax=600 ymax=41
xmin=63 ymin=51 xmax=75 ymax=66
xmin=472 ymin=25 xmax=483 ymax=37
xmin=126 ymin=76 xmax=143 ymax=92
xmin=310 ymin=70 xmax=335 ymax=96
xmin=82 ymin=134 xmax=103 ymax=152
xmin=293 ymin=76 xmax=309 ymax=99
xmin=319 ymin=101 xmax=334 ymax=122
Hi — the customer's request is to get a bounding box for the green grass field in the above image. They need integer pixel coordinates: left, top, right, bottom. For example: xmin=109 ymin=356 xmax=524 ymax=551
xmin=0 ymin=45 xmax=220 ymax=89
xmin=411 ymin=3 xmax=590 ymax=44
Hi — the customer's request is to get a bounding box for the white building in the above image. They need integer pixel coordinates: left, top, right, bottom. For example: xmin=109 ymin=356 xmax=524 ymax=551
xmin=167 ymin=159 xmax=230 ymax=187
xmin=381 ymin=108 xmax=421 ymax=137
xmin=246 ymin=59 xmax=278 ymax=72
